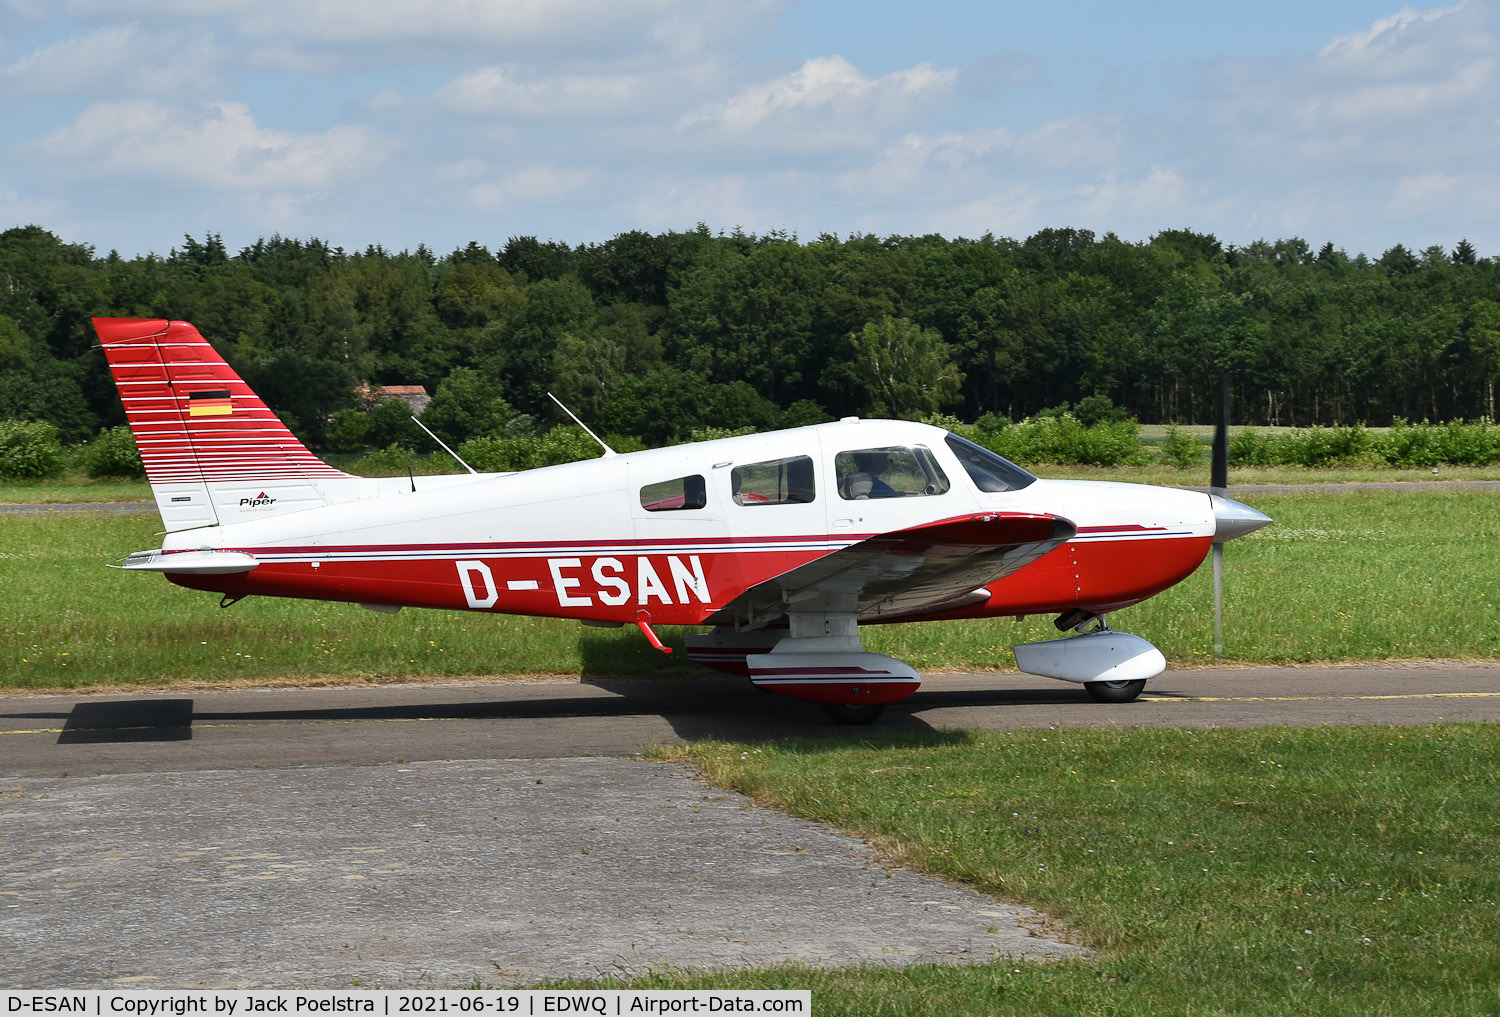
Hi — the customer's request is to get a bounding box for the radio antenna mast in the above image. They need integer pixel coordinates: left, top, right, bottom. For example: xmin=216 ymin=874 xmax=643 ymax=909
xmin=410 ymin=415 xmax=477 ymax=474
xmin=548 ymin=392 xmax=617 ymax=458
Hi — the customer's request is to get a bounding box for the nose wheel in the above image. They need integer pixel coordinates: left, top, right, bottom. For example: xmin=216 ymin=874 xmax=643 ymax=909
xmin=1084 ymin=678 xmax=1147 ymax=703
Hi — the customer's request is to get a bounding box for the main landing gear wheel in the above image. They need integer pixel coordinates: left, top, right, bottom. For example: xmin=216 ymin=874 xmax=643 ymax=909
xmin=1084 ymin=678 xmax=1147 ymax=703
xmin=821 ymin=702 xmax=887 ymax=725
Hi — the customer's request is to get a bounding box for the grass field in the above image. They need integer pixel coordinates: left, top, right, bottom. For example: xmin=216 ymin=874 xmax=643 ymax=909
xmin=561 ymin=725 xmax=1500 ymax=1016
xmin=3 ymin=487 xmax=1499 ymax=690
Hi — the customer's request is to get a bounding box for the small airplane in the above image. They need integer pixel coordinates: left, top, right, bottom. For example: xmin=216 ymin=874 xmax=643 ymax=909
xmin=95 ymin=318 xmax=1270 ymax=723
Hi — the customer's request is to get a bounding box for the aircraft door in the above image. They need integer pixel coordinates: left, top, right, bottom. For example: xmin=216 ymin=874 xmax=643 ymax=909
xmin=721 ymin=436 xmax=832 ymax=585
xmin=826 ymin=441 xmax=960 ymax=534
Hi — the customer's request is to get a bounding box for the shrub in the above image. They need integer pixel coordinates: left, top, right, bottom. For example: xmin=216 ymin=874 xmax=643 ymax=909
xmin=975 ymin=412 xmax=1010 ymax=435
xmin=358 ymin=443 xmax=419 ymax=475
xmin=324 ymin=408 xmax=371 ymax=453
xmin=452 ymin=426 xmax=613 ymax=472
xmin=980 ymin=415 xmax=1150 ymax=467
xmin=1157 ymin=425 xmax=1204 ymax=469
xmin=0 ymin=419 xmax=65 ymax=479
xmin=1379 ymin=420 xmax=1439 ymax=467
xmin=455 ymin=436 xmax=532 ymax=473
xmin=1422 ymin=419 xmax=1500 ymax=465
xmin=1227 ymin=427 xmax=1274 ymax=466
xmin=684 ymin=426 xmax=756 ymax=444
xmin=81 ymin=425 xmax=144 ymax=478
xmin=534 ymin=425 xmax=605 ymax=466
xmin=1072 ymin=394 xmax=1131 ymax=426
xmin=1285 ymin=424 xmax=1378 ymax=466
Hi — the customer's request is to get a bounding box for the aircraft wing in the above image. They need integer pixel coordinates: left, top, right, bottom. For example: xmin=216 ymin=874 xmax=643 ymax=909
xmin=709 ymin=512 xmax=1076 ymax=629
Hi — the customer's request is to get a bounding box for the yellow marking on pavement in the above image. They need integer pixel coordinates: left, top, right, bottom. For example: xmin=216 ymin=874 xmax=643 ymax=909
xmin=1144 ymin=692 xmax=1500 ymax=703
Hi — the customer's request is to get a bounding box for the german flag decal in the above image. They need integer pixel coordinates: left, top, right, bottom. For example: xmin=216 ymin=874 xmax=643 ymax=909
xmin=188 ymin=389 xmax=233 ymax=416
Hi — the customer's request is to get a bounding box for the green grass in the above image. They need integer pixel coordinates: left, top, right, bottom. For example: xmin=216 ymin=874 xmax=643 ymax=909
xmin=3 ymin=487 xmax=1499 ymax=689
xmin=0 ymin=479 xmax=152 ymax=502
xmin=597 ymin=726 xmax=1500 ymax=1015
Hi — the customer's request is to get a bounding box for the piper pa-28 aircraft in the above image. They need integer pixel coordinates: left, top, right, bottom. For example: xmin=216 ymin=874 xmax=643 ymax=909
xmin=97 ymin=318 xmax=1271 ymax=723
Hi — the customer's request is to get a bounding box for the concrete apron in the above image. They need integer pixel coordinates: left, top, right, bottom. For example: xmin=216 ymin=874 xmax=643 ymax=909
xmin=0 ymin=757 xmax=1083 ymax=988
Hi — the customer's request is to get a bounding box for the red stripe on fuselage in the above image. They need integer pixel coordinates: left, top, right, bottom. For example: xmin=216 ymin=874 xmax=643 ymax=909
xmin=165 ymin=533 xmax=1211 ymax=626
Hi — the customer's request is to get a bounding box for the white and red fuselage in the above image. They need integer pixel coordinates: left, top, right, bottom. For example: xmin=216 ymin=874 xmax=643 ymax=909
xmin=97 ymin=318 xmax=1268 ymax=715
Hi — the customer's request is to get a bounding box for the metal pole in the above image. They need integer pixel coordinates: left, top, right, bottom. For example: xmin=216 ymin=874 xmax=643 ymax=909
xmin=1213 ymin=543 xmax=1224 ymax=656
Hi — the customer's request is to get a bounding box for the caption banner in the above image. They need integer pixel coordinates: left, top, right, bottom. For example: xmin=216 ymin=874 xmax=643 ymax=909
xmin=5 ymin=993 xmax=809 ymax=1017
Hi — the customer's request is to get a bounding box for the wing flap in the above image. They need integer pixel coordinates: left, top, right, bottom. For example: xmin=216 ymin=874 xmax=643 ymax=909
xmin=710 ymin=512 xmax=1075 ymax=628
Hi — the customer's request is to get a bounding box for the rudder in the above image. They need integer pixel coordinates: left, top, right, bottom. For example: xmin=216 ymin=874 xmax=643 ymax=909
xmin=95 ymin=318 xmax=354 ymax=531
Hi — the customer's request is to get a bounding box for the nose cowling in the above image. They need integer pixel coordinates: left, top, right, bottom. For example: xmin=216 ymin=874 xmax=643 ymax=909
xmin=1209 ymin=493 xmax=1272 ymax=543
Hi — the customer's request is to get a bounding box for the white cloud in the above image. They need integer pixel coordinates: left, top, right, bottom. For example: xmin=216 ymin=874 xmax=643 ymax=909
xmin=679 ymin=56 xmax=957 ymax=151
xmin=834 ymin=117 xmax=1118 ymax=206
xmin=0 ymin=24 xmax=222 ymax=98
xmin=836 ymin=129 xmax=1011 ymax=201
xmin=1296 ymin=55 xmax=1495 ymax=127
xmin=627 ymin=173 xmax=768 ymax=233
xmin=1012 ymin=116 xmax=1123 ymax=170
xmin=1319 ymin=3 xmax=1467 ymax=62
xmin=468 ymin=164 xmax=594 ymax=210
xmin=1391 ymin=171 xmax=1459 ymax=208
xmin=27 ymin=100 xmax=388 ymax=192
xmin=0 ymin=186 xmax=71 ymax=231
xmin=1174 ymin=0 xmax=1500 ymax=234
xmin=924 ymin=187 xmax=1043 ymax=240
xmin=430 ymin=66 xmax=660 ymax=117
xmin=60 ymin=0 xmax=759 ymax=62
xmin=1076 ymin=165 xmax=1187 ymax=221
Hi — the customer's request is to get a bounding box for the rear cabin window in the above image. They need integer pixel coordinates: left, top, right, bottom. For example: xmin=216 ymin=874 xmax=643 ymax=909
xmin=944 ymin=432 xmax=1037 ymax=492
xmin=731 ymin=455 xmax=816 ymax=506
xmin=640 ymin=474 xmax=707 ymax=512
xmin=835 ymin=446 xmax=950 ymax=500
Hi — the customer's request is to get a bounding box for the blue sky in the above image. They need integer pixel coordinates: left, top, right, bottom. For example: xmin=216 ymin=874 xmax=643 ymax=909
xmin=2 ymin=1 xmax=1496 ymax=259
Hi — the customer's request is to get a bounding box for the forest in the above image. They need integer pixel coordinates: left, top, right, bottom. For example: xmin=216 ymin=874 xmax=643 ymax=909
xmin=2 ymin=223 xmax=1498 ymax=449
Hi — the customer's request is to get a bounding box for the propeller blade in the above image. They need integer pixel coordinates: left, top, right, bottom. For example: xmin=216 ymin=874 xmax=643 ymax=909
xmin=1211 ymin=373 xmax=1229 ymax=493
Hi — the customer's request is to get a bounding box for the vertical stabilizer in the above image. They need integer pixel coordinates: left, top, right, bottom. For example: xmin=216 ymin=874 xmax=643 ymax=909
xmin=95 ymin=318 xmax=354 ymax=531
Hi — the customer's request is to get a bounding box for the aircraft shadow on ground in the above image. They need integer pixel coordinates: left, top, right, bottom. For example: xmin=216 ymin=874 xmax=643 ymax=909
xmin=4 ymin=677 xmax=1105 ymax=747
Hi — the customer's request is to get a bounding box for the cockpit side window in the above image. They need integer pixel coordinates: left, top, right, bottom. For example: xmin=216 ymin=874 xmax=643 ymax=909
xmin=944 ymin=433 xmax=1037 ymax=492
xmin=835 ymin=446 xmax=950 ymax=500
xmin=640 ymin=474 xmax=707 ymax=512
xmin=731 ymin=455 xmax=816 ymax=505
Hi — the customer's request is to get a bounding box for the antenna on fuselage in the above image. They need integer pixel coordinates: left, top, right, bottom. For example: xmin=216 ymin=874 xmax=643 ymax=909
xmin=547 ymin=392 xmax=617 ymax=458
xmin=410 ymin=415 xmax=477 ymax=474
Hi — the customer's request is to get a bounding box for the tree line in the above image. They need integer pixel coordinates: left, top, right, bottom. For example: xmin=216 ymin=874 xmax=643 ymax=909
xmin=2 ymin=223 xmax=1497 ymax=448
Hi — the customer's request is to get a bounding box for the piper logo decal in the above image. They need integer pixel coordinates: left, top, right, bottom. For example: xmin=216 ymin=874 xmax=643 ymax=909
xmin=239 ymin=491 xmax=276 ymax=508
xmin=456 ymin=556 xmax=711 ymax=610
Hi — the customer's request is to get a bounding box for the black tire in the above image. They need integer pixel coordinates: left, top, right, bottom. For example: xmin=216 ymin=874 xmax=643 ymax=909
xmin=821 ymin=702 xmax=887 ymax=725
xmin=1084 ymin=678 xmax=1147 ymax=703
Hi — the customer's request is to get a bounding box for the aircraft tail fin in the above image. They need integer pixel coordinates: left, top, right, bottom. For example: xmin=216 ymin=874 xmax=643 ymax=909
xmin=95 ymin=318 xmax=355 ymax=531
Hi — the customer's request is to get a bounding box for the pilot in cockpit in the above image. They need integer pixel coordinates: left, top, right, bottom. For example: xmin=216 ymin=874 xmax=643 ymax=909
xmin=847 ymin=450 xmax=898 ymax=499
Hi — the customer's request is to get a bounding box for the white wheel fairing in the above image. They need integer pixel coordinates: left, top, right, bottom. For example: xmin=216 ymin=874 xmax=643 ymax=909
xmin=1012 ymin=630 xmax=1166 ymax=684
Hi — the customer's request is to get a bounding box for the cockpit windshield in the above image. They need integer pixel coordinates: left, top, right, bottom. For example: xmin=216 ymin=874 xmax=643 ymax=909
xmin=944 ymin=433 xmax=1037 ymax=493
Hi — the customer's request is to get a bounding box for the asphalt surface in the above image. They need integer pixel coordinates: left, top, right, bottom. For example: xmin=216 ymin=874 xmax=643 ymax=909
xmin=3 ymin=664 xmax=1497 ymax=777
xmin=3 ymin=665 xmax=1498 ymax=988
